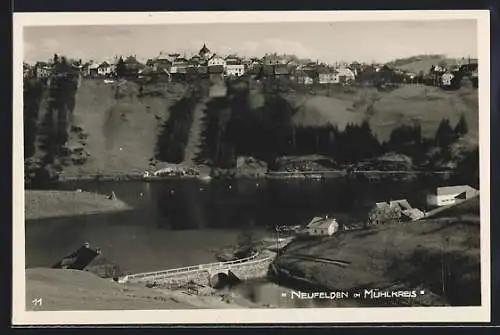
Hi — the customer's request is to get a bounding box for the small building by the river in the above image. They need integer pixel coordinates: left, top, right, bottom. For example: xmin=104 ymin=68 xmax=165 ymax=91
xmin=305 ymin=216 xmax=339 ymax=236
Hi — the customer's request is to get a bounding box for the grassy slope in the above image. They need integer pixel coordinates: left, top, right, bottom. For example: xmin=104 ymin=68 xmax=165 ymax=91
xmin=426 ymin=195 xmax=480 ymax=219
xmin=285 ymin=84 xmax=478 ymax=143
xmin=59 ymin=80 xmax=187 ymax=178
xmin=26 ymin=268 xmax=265 ymax=310
xmin=274 ymin=198 xmax=480 ymax=306
xmin=26 ymin=268 xmax=196 ymax=310
xmin=25 ymin=190 xmax=132 ymax=220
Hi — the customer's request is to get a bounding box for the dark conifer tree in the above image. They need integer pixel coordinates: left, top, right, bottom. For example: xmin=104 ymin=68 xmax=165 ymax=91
xmin=454 ymin=114 xmax=469 ymax=138
xmin=434 ymin=118 xmax=455 ymax=148
xmin=116 ymin=57 xmax=126 ymax=78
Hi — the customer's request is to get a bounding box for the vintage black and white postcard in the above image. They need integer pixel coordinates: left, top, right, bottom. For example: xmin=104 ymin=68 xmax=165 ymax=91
xmin=12 ymin=10 xmax=491 ymax=325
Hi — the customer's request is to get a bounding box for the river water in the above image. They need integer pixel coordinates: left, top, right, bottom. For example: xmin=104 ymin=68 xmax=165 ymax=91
xmin=25 ymin=177 xmax=436 ymax=307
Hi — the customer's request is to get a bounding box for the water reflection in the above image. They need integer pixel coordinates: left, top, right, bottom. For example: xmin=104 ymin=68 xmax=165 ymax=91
xmin=28 ymin=178 xmax=433 ymax=273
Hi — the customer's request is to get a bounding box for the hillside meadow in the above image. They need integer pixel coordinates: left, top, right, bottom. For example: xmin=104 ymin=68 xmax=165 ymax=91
xmin=284 ymin=84 xmax=478 ymax=144
xmin=58 ymin=79 xmax=189 ymax=178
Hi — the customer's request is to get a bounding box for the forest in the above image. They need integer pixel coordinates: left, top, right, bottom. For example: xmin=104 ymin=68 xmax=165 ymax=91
xmin=192 ymin=80 xmax=473 ymax=174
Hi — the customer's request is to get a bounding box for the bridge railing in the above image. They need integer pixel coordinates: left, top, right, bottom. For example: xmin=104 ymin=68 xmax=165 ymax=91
xmin=143 ymin=256 xmax=274 ymax=283
xmin=127 ymin=252 xmax=260 ymax=280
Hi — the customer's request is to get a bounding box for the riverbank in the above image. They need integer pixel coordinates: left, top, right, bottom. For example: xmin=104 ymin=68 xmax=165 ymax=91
xmin=271 ymin=197 xmax=481 ymax=306
xmin=25 ymin=190 xmax=132 ymax=220
xmin=54 ymin=169 xmax=452 ymax=183
xmin=25 ymin=268 xmax=266 ymax=310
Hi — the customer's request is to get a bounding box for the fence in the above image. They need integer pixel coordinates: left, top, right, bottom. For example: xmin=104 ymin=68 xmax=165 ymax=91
xmin=126 ymin=252 xmax=261 ymax=281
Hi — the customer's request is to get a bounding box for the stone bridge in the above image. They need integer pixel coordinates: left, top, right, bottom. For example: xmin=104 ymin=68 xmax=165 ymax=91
xmin=119 ymin=252 xmax=274 ymax=288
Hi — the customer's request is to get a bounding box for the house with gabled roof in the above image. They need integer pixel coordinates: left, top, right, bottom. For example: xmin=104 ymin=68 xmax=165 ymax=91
xmin=208 ymin=54 xmax=226 ymax=67
xmin=52 ymin=243 xmax=124 ymax=279
xmin=225 ymin=55 xmax=245 ymax=77
xmin=427 ymin=185 xmax=479 ymax=207
xmin=389 ymin=199 xmax=413 ymax=211
xmin=317 ymin=67 xmax=337 ymax=84
xmin=35 ymin=61 xmax=52 ymax=78
xmin=305 ymin=216 xmax=339 ymax=236
xmin=97 ymin=61 xmax=114 ymax=77
xmin=335 ymin=67 xmax=356 ymax=84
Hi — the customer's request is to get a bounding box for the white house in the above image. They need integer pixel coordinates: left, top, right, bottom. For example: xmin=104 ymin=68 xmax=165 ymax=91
xmin=224 ymin=56 xmax=244 ymax=77
xmin=208 ymin=55 xmax=226 ymax=67
xmin=441 ymin=72 xmax=455 ymax=86
xmin=97 ymin=62 xmax=114 ymax=76
xmin=170 ymin=58 xmax=189 ymax=74
xmin=334 ymin=68 xmax=356 ymax=84
xmin=306 ymin=216 xmax=339 ymax=236
xmin=35 ymin=62 xmax=52 ymax=78
xmin=318 ymin=68 xmax=338 ymax=84
xmin=427 ymin=185 xmax=479 ymax=207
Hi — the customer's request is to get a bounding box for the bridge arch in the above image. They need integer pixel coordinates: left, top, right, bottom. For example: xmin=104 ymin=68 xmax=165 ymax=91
xmin=209 ymin=272 xmax=231 ymax=289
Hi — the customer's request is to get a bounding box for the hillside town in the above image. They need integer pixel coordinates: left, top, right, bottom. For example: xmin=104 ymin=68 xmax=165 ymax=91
xmin=23 ymin=43 xmax=479 ymax=89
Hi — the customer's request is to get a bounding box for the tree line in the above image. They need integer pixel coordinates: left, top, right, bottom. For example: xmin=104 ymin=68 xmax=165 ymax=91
xmin=154 ymin=88 xmax=199 ymax=163
xmin=192 ymin=84 xmax=471 ymax=171
xmin=25 ymin=54 xmax=80 ymax=188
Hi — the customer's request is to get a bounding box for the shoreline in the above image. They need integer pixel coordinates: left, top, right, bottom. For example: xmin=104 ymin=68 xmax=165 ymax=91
xmin=25 ymin=190 xmax=132 ymax=220
xmin=54 ymin=169 xmax=451 ymax=183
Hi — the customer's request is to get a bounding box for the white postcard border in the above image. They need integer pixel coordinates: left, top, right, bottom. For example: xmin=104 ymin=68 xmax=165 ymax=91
xmin=12 ymin=10 xmax=491 ymax=325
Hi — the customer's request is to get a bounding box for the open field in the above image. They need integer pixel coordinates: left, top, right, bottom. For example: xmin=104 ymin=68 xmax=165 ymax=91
xmin=273 ymin=196 xmax=480 ymax=306
xmin=25 ymin=190 xmax=132 ymax=220
xmin=284 ymin=84 xmax=478 ymax=143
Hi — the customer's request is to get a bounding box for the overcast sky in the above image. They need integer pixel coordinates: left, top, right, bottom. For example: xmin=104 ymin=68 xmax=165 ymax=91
xmin=24 ymin=20 xmax=477 ymax=64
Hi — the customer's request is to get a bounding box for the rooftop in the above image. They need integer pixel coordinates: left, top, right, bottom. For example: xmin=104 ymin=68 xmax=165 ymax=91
xmin=306 ymin=216 xmax=337 ymax=229
xmin=436 ymin=185 xmax=478 ymax=196
xmin=374 ymin=202 xmax=390 ymax=209
xmin=389 ymin=199 xmax=412 ymax=210
xmin=199 ymin=43 xmax=211 ymax=54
